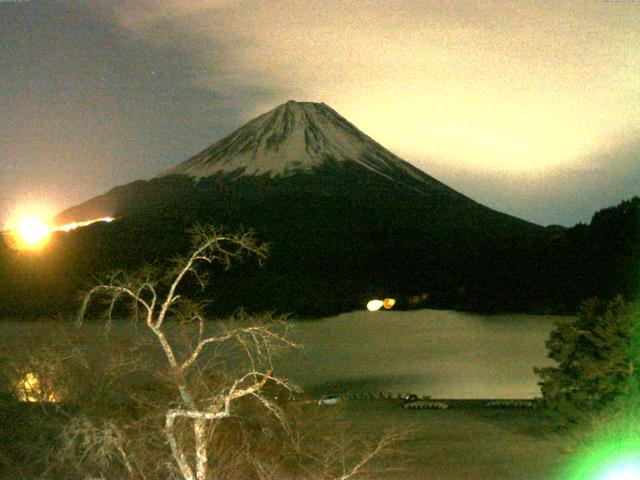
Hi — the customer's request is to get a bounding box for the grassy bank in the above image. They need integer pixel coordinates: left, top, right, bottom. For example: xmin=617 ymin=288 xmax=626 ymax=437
xmin=303 ymin=398 xmax=571 ymax=480
xmin=0 ymin=395 xmax=573 ymax=479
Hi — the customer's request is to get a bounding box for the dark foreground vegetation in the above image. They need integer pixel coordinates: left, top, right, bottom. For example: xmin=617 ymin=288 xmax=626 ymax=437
xmin=0 ymin=391 xmax=572 ymax=480
xmin=536 ymin=297 xmax=640 ymax=429
xmin=0 ymin=332 xmax=406 ymax=479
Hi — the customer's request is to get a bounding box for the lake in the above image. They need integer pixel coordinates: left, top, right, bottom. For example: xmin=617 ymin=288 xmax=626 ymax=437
xmin=0 ymin=309 xmax=568 ymax=401
xmin=274 ymin=309 xmax=568 ymax=399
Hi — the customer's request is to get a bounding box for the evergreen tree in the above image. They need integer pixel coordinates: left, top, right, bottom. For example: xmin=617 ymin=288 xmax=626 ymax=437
xmin=535 ymin=296 xmax=640 ymax=427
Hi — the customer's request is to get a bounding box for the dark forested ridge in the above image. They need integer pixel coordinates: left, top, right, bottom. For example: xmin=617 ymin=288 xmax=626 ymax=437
xmin=0 ymin=167 xmax=637 ymax=319
xmin=548 ymin=196 xmax=640 ymax=308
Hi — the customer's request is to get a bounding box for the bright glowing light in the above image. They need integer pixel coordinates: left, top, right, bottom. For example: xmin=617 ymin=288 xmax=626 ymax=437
xmin=3 ymin=216 xmax=52 ymax=250
xmin=562 ymin=432 xmax=640 ymax=480
xmin=17 ymin=217 xmax=50 ymax=246
xmin=2 ymin=203 xmax=55 ymax=250
xmin=16 ymin=372 xmax=58 ymax=403
xmin=597 ymin=461 xmax=640 ymax=480
xmin=367 ymin=300 xmax=384 ymax=312
xmin=383 ymin=298 xmax=396 ymax=309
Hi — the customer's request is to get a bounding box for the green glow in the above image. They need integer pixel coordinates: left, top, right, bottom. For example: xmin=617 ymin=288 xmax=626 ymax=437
xmin=561 ymin=433 xmax=640 ymax=480
xmin=558 ymin=418 xmax=640 ymax=480
xmin=596 ymin=460 xmax=640 ymax=480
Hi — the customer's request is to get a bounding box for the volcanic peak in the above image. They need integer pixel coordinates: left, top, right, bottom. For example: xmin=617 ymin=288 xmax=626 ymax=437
xmin=158 ymin=101 xmax=442 ymax=192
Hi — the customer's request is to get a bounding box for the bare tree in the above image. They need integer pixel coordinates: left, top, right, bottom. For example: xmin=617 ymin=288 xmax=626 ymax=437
xmin=74 ymin=225 xmax=411 ymax=480
xmin=79 ymin=225 xmax=296 ymax=480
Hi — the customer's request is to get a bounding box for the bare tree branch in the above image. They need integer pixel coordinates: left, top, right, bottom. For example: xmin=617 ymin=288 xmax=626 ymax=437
xmin=78 ymin=226 xmax=292 ymax=480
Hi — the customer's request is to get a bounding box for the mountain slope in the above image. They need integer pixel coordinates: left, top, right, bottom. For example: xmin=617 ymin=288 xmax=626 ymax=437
xmin=50 ymin=101 xmax=548 ymax=316
xmin=57 ymin=101 xmax=534 ymax=231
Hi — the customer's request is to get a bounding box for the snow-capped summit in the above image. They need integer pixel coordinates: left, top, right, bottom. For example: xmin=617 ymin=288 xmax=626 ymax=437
xmin=159 ymin=100 xmax=445 ymax=194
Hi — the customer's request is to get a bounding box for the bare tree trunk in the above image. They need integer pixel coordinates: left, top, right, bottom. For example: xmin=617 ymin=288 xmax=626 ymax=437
xmin=166 ymin=414 xmax=196 ymax=480
xmin=194 ymin=418 xmax=208 ymax=480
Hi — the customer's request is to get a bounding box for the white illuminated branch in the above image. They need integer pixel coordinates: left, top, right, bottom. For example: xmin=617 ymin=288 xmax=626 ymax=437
xmin=79 ymin=225 xmax=295 ymax=480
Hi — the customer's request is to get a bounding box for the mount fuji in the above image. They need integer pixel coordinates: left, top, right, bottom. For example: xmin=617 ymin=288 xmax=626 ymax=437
xmin=50 ymin=101 xmax=548 ymax=316
xmin=159 ymin=100 xmax=451 ymax=194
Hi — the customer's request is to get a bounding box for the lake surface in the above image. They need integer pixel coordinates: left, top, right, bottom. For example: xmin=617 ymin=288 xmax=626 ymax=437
xmin=274 ymin=309 xmax=568 ymax=399
xmin=0 ymin=309 xmax=569 ymax=401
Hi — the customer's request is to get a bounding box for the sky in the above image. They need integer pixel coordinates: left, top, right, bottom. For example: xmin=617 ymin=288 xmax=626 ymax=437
xmin=1 ymin=0 xmax=638 ymax=227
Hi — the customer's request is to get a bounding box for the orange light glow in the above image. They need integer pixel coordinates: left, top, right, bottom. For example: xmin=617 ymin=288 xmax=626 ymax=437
xmin=2 ymin=216 xmax=52 ymax=251
xmin=16 ymin=217 xmax=50 ymax=247
xmin=383 ymin=298 xmax=396 ymax=309
xmin=16 ymin=372 xmax=58 ymax=403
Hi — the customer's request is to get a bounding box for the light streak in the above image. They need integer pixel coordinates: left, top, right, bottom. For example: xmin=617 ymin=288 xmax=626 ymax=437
xmin=2 ymin=215 xmax=115 ymax=251
xmin=52 ymin=216 xmax=114 ymax=232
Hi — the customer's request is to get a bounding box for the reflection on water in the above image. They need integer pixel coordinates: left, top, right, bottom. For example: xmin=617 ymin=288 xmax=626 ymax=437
xmin=275 ymin=309 xmax=569 ymax=399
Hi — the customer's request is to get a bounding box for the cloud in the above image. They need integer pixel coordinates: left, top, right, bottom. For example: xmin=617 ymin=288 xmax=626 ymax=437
xmin=105 ymin=1 xmax=639 ymax=175
xmin=416 ymin=130 xmax=640 ymax=226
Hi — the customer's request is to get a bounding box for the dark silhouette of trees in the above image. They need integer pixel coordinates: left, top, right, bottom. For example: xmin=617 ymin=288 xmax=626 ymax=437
xmin=0 ymin=196 xmax=637 ymax=317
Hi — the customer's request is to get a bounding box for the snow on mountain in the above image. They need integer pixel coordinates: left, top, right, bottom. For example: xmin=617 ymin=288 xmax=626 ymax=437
xmin=159 ymin=100 xmax=448 ymax=194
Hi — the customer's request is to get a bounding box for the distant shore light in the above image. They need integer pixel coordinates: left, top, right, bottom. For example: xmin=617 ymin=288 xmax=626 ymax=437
xmin=367 ymin=300 xmax=384 ymax=312
xmin=383 ymin=298 xmax=396 ymax=309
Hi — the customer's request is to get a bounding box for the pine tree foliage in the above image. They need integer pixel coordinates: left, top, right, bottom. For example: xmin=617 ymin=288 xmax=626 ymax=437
xmin=535 ymin=296 xmax=640 ymax=427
